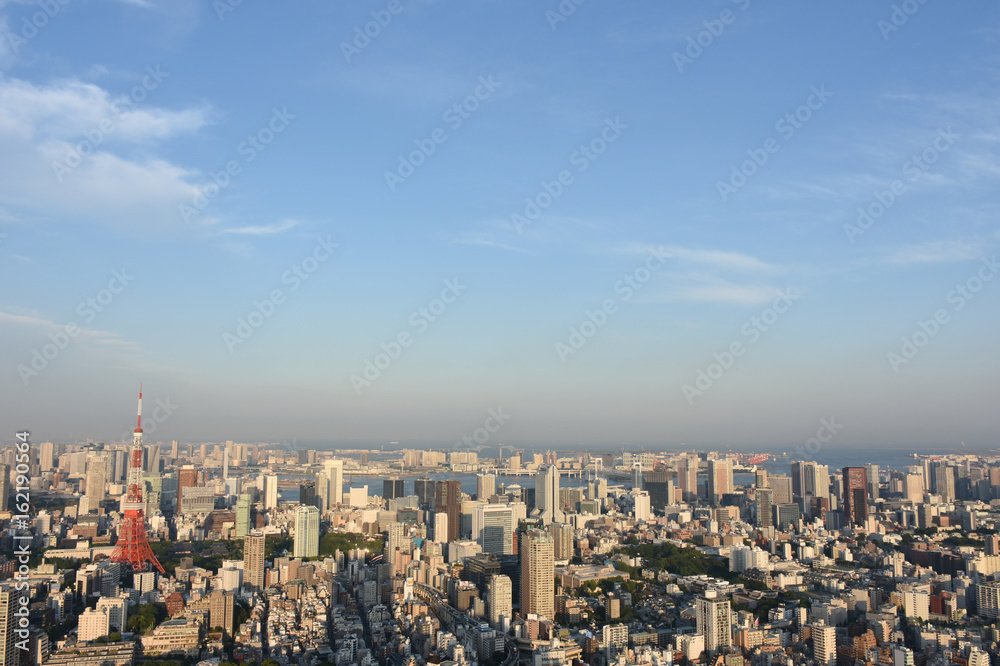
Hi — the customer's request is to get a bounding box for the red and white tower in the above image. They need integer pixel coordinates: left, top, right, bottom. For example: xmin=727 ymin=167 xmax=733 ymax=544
xmin=110 ymin=384 xmax=165 ymax=573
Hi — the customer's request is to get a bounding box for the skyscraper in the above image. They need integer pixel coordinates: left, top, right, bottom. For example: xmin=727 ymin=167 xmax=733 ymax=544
xmin=696 ymin=592 xmax=732 ymax=652
xmin=520 ymin=529 xmax=554 ymax=620
xmin=843 ymin=467 xmax=868 ymax=527
xmin=550 ymin=522 xmax=574 ymax=562
xmin=708 ymin=458 xmax=733 ymax=506
xmin=244 ymin=533 xmax=266 ymax=589
xmin=235 ymin=494 xmax=251 ymax=538
xmin=477 ymin=473 xmax=496 ymax=501
xmin=321 ymin=459 xmax=344 ymax=508
xmin=488 ymin=574 xmax=512 ymax=628
xmin=293 ymin=505 xmax=320 ymax=558
xmin=436 ymin=479 xmax=462 ymax=542
xmin=414 ymin=477 xmax=436 ymax=507
xmin=84 ymin=453 xmax=107 ymax=513
xmin=677 ymin=455 xmax=699 ymax=501
xmin=474 ymin=505 xmax=514 ymax=555
xmin=0 ymin=585 xmax=24 ymax=666
xmin=299 ymin=481 xmax=317 ymax=509
xmin=383 ymin=478 xmax=404 ymax=501
xmin=535 ymin=465 xmax=564 ymax=524
xmin=39 ymin=441 xmax=55 ymax=472
xmin=264 ymin=474 xmax=279 ymax=510
xmin=755 ymin=487 xmax=773 ymax=529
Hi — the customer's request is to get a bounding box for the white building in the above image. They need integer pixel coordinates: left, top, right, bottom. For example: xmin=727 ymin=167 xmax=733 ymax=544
xmin=78 ymin=607 xmax=110 ymax=642
xmin=603 ymin=623 xmax=628 ymax=661
xmin=96 ymin=596 xmax=128 ymax=633
xmin=294 ymin=504 xmax=320 ymax=558
xmin=488 ymin=574 xmax=512 ymax=629
xmin=696 ymin=591 xmax=732 ymax=652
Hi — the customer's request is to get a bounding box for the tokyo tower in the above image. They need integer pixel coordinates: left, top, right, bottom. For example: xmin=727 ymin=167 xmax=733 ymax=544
xmin=110 ymin=385 xmax=165 ymax=574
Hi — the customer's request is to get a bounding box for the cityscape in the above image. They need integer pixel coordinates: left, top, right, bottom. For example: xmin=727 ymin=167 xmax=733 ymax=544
xmin=2 ymin=2 xmax=1000 ymax=666
xmin=1 ymin=390 xmax=999 ymax=666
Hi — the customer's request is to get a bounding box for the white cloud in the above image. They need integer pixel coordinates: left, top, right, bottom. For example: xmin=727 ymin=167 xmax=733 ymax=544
xmin=0 ymin=74 xmax=210 ymax=229
xmin=220 ymin=219 xmax=300 ymax=235
xmin=888 ymin=240 xmax=988 ymax=265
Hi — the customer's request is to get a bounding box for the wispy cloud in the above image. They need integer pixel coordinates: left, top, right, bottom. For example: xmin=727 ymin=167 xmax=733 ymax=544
xmin=887 ymin=239 xmax=989 ymax=265
xmin=220 ymin=219 xmax=299 ymax=235
xmin=0 ymin=308 xmax=140 ymax=349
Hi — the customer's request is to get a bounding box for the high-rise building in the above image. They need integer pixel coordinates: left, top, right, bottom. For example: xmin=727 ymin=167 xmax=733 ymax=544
xmin=677 ymin=455 xmax=699 ymax=501
xmin=299 ymin=481 xmax=317 ymax=509
xmin=383 ymin=478 xmax=404 ymax=501
xmin=842 ymin=467 xmax=868 ymax=527
xmin=78 ymin=607 xmax=109 ymax=642
xmin=0 ymin=466 xmax=9 ymax=513
xmin=436 ymin=479 xmax=462 ymax=542
xmin=414 ymin=477 xmax=436 ymax=507
xmin=641 ymin=470 xmax=672 ymax=511
xmin=235 ymin=494 xmax=251 ymax=538
xmin=40 ymin=442 xmax=55 ymax=472
xmin=550 ymin=522 xmax=574 ymax=562
xmin=294 ymin=505 xmax=320 ymax=558
xmin=756 ymin=488 xmax=773 ymax=529
xmin=905 ymin=474 xmax=924 ymax=503
xmin=708 ymin=459 xmax=733 ymax=506
xmin=696 ymin=592 xmax=732 ymax=652
xmin=244 ymin=533 xmax=266 ymax=590
xmin=96 ymin=596 xmax=128 ymax=632
xmin=535 ymin=465 xmax=564 ymax=524
xmin=520 ymin=529 xmax=554 ymax=620
xmin=0 ymin=585 xmax=25 ymax=666
xmin=865 ymin=463 xmax=880 ymax=501
xmin=813 ymin=622 xmax=836 ymax=666
xmin=932 ymin=463 xmax=955 ymax=502
xmin=474 ymin=505 xmax=514 ymax=555
xmin=477 ymin=473 xmax=496 ymax=501
xmin=209 ymin=590 xmax=236 ymax=635
xmin=322 ymin=459 xmax=344 ymax=508
xmin=433 ymin=512 xmax=449 ymax=544
xmin=178 ymin=465 xmax=199 ymax=507
xmin=634 ymin=490 xmax=651 ymax=521
xmin=264 ymin=474 xmax=279 ymax=510
xmin=603 ymin=624 xmax=629 ymax=661
xmin=977 ymin=581 xmax=1000 ymax=620
xmin=769 ymin=474 xmax=793 ymax=505
xmin=488 ymin=574 xmax=512 ymax=628
xmin=84 ymin=453 xmax=108 ymax=513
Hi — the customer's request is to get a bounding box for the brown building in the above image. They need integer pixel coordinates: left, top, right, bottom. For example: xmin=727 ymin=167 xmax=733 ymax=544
xmin=842 ymin=467 xmax=868 ymax=527
xmin=435 ymin=480 xmax=462 ymax=543
xmin=165 ymin=592 xmax=186 ymax=617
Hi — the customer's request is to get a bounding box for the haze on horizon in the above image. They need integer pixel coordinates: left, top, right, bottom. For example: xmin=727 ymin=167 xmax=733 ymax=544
xmin=1 ymin=1 xmax=999 ymax=449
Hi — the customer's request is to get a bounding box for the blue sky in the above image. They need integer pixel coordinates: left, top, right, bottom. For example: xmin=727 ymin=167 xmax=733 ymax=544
xmin=1 ymin=0 xmax=999 ymax=449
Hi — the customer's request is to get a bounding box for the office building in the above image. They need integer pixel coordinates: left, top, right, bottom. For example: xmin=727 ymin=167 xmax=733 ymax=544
xmin=414 ymin=477 xmax=436 ymax=507
xmin=842 ymin=467 xmax=868 ymax=527
xmin=708 ymin=458 xmax=733 ymax=506
xmin=535 ymin=465 xmax=564 ymax=524
xmin=383 ymin=478 xmax=404 ymax=501
xmin=473 ymin=504 xmax=514 ymax=555
xmin=294 ymin=505 xmax=320 ymax=558
xmin=235 ymin=494 xmax=251 ymax=538
xmin=436 ymin=479 xmax=462 ymax=542
xmin=477 ymin=473 xmax=496 ymax=501
xmin=756 ymin=487 xmax=773 ymax=529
